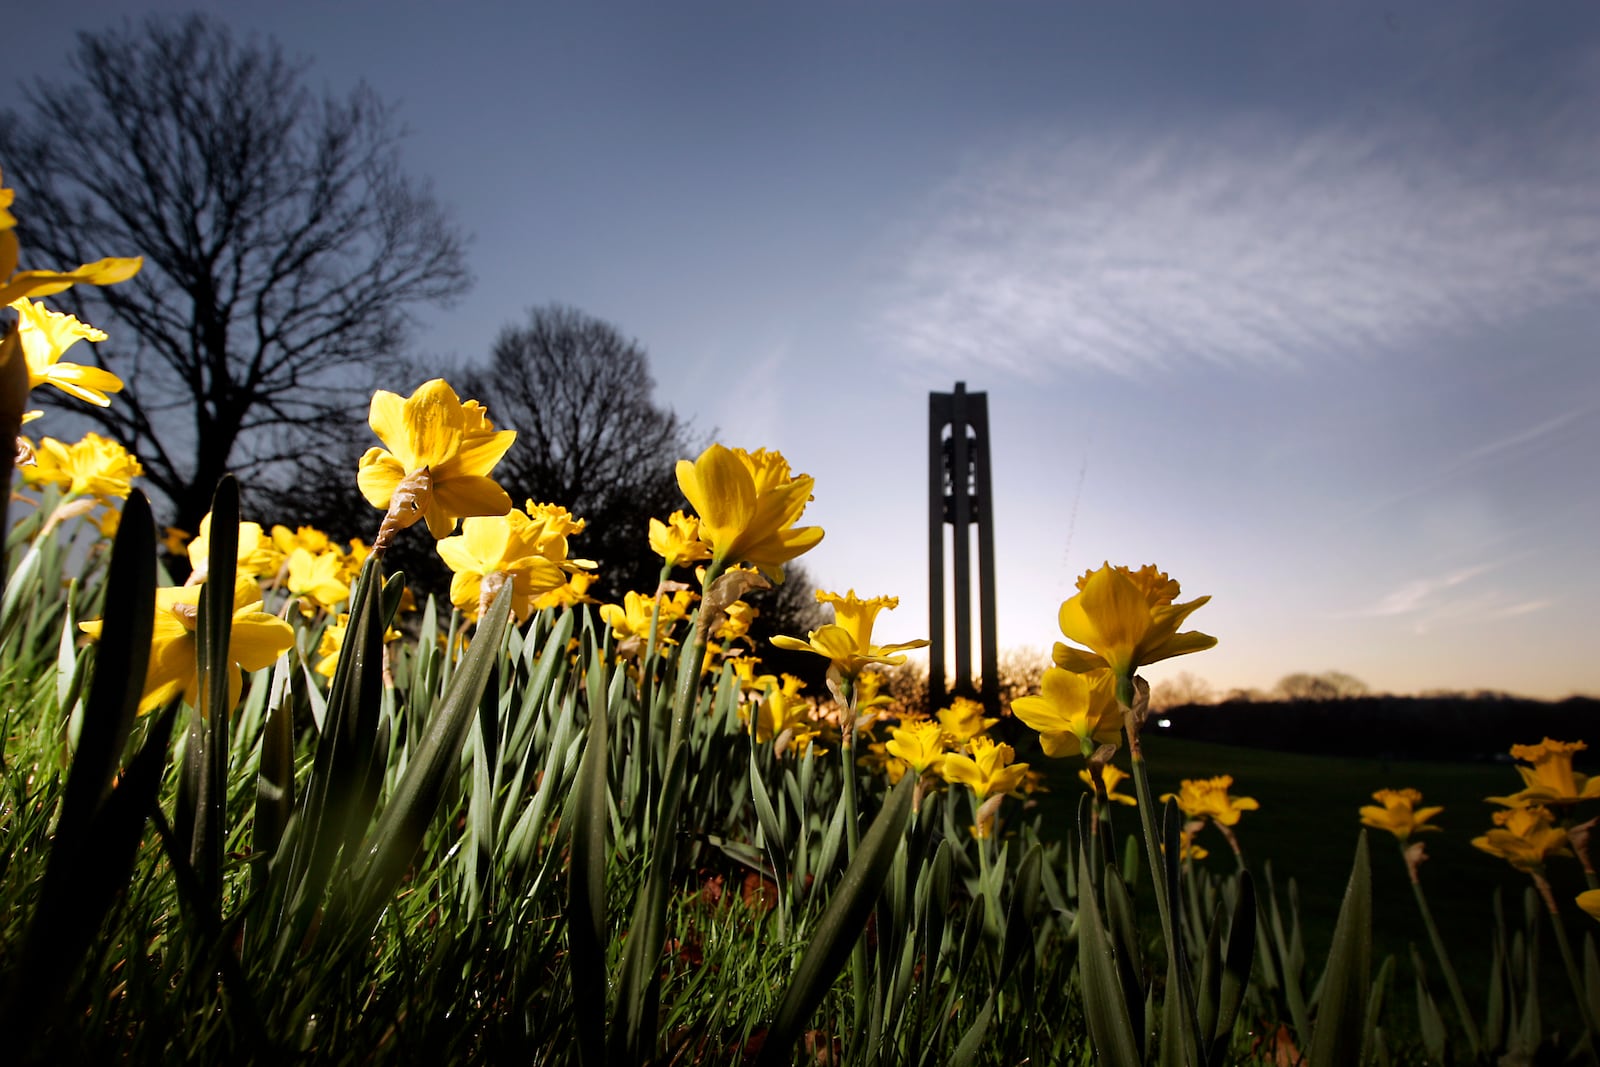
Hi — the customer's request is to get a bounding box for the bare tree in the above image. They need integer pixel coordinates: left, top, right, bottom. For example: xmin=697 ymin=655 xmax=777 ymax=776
xmin=0 ymin=14 xmax=469 ymax=532
xmin=460 ymin=304 xmax=697 ymax=602
xmin=1275 ymin=670 xmax=1370 ymax=701
xmin=1150 ymin=671 xmax=1216 ymax=711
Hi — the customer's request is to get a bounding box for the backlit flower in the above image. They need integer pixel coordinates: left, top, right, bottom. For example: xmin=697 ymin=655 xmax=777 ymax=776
xmin=1079 ymin=763 xmax=1138 ymax=806
xmin=600 ymin=589 xmax=695 ymax=646
xmin=770 ymin=589 xmax=929 ymax=680
xmin=650 ymin=509 xmax=712 ymax=569
xmin=1472 ymin=806 xmax=1571 ymax=872
xmin=437 ymin=506 xmax=592 ymax=623
xmin=885 ymin=720 xmax=948 ymax=777
xmin=1579 ymin=890 xmax=1600 ymax=923
xmin=1011 ymin=667 xmax=1121 ymax=758
xmin=10 ymin=297 xmax=125 ymax=408
xmin=742 ymin=673 xmax=825 ymax=755
xmin=1359 ymin=788 xmax=1443 ymax=842
xmin=937 ymin=696 xmax=997 ymax=746
xmin=284 ymin=548 xmax=351 ymax=612
xmin=80 ymin=576 xmax=293 ymax=715
xmin=271 ymin=524 xmax=334 ymax=556
xmin=941 ymin=736 xmax=1029 ymax=801
xmin=0 ymin=164 xmax=142 ymax=306
xmin=1162 ymin=775 xmax=1259 ymax=827
xmin=674 ymin=443 xmax=823 ymax=581
xmin=532 ymin=569 xmax=599 ymax=612
xmin=1054 ymin=563 xmax=1216 ymax=679
xmin=357 ymin=379 xmax=516 ymax=538
xmin=20 ymin=432 xmax=141 ymax=501
xmin=1488 ymin=739 xmax=1600 ymax=808
xmin=188 ymin=514 xmax=283 ymax=581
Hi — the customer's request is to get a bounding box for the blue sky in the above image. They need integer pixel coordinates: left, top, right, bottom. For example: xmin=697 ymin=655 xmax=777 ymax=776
xmin=13 ymin=3 xmax=1600 ymax=698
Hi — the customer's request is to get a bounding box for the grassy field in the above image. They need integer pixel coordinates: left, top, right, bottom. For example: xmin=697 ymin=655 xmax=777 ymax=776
xmin=1029 ymin=733 xmax=1594 ymax=1032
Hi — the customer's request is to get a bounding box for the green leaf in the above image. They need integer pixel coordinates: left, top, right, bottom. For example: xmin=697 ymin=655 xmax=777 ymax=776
xmin=756 ymin=773 xmax=916 ymax=1067
xmin=1209 ymin=871 xmax=1257 ymax=1062
xmin=1075 ymin=843 xmax=1143 ymax=1067
xmin=1307 ymin=832 xmax=1372 ymax=1067
xmin=566 ymin=662 xmax=611 ymax=1067
xmin=335 ymin=581 xmax=514 ymax=935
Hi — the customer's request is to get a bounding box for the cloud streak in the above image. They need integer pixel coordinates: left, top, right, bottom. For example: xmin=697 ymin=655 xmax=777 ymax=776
xmin=877 ymin=57 xmax=1600 ymax=378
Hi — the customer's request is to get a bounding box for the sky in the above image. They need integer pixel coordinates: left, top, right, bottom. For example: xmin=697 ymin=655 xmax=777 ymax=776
xmin=9 ymin=2 xmax=1600 ymax=699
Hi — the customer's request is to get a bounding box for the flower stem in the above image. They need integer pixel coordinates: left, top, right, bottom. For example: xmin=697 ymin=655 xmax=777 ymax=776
xmin=1405 ymin=845 xmax=1481 ymax=1055
xmin=1534 ymin=871 xmax=1599 ymax=1038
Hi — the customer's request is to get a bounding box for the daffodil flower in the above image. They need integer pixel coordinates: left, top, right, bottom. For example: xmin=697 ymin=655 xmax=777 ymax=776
xmin=600 ymin=589 xmax=695 ymax=646
xmin=1161 ymin=775 xmax=1259 ymax=827
xmin=741 ymin=673 xmax=826 ymax=755
xmin=188 ymin=513 xmax=284 ymax=581
xmin=10 ymin=297 xmax=126 ymax=408
xmin=81 ymin=576 xmax=294 ymax=715
xmin=770 ymin=589 xmax=929 ymax=681
xmin=674 ymin=443 xmax=822 ymax=581
xmin=1472 ymin=806 xmax=1571 ymax=872
xmin=941 ymin=736 xmax=1029 ymax=801
xmin=357 ymin=379 xmax=516 ymax=539
xmin=1359 ymin=788 xmax=1443 ymax=842
xmin=1488 ymin=739 xmax=1600 ymax=808
xmin=1011 ymin=667 xmax=1121 ymax=758
xmin=650 ymin=509 xmax=712 ymax=569
xmin=884 ymin=720 xmax=948 ymax=777
xmin=437 ymin=506 xmax=592 ymax=623
xmin=20 ymin=431 xmax=141 ymax=501
xmin=937 ymin=696 xmax=998 ymax=746
xmin=284 ymin=548 xmax=351 ymax=612
xmin=0 ymin=164 xmax=142 ymax=306
xmin=1054 ymin=563 xmax=1216 ymax=680
xmin=1079 ymin=763 xmax=1138 ymax=806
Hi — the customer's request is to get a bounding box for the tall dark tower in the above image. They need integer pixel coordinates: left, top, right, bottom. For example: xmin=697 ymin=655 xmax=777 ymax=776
xmin=928 ymin=382 xmax=999 ymax=718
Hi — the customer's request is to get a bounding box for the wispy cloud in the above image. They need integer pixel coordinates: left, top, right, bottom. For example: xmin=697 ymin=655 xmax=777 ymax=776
xmin=1339 ymin=560 xmax=1553 ymax=634
xmin=876 ymin=52 xmax=1600 ymax=378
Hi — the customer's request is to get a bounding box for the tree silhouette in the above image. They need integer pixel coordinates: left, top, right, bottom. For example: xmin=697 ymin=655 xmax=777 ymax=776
xmin=460 ymin=304 xmax=697 ymax=604
xmin=0 ymin=14 xmax=469 ymax=533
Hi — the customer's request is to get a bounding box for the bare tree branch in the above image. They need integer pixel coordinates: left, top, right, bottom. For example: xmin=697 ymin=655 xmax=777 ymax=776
xmin=0 ymin=14 xmax=470 ymax=531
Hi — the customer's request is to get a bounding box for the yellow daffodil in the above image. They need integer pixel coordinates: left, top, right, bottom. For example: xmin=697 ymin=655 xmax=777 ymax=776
xmin=770 ymin=589 xmax=929 ymax=681
xmin=1359 ymin=788 xmax=1444 ymax=842
xmin=859 ymin=741 xmax=910 ymax=785
xmin=942 ymin=736 xmax=1029 ymax=801
xmin=0 ymin=164 xmax=142 ymax=306
xmin=1079 ymin=763 xmax=1138 ymax=806
xmin=81 ymin=576 xmax=293 ymax=715
xmin=855 ymin=670 xmax=896 ymax=714
xmin=715 ymin=600 xmax=758 ymax=643
xmin=674 ymin=443 xmax=823 ymax=581
xmin=19 ymin=432 xmax=141 ymax=501
xmin=357 ymin=379 xmax=517 ymax=538
xmin=437 ymin=506 xmax=593 ymax=623
xmin=741 ymin=673 xmax=825 ymax=755
xmin=315 ymin=611 xmax=402 ymax=678
xmin=94 ymin=506 xmax=120 ymax=540
xmin=1010 ymin=667 xmax=1121 ymax=758
xmin=600 ymin=589 xmax=695 ymax=646
xmin=1488 ymin=739 xmax=1600 ymax=808
xmin=188 ymin=514 xmax=284 ymax=581
xmin=284 ymin=548 xmax=351 ymax=612
xmin=1578 ymin=890 xmax=1600 ymax=922
xmin=1472 ymin=806 xmax=1571 ymax=872
xmin=1054 ymin=563 xmax=1216 ymax=679
xmin=9 ymin=297 xmax=126 ymax=408
xmin=1161 ymin=775 xmax=1259 ymax=827
xmin=162 ymin=526 xmax=193 ymax=556
xmin=650 ymin=509 xmax=712 ymax=569
xmin=271 ymin=523 xmax=334 ymax=556
xmin=532 ymin=569 xmax=599 ymax=612
xmin=1175 ymin=830 xmax=1209 ymax=862
xmin=937 ymin=695 xmax=998 ymax=746
xmin=885 ymin=720 xmax=949 ymax=777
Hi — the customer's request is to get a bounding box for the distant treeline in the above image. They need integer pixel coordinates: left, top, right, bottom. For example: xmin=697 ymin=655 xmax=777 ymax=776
xmin=1156 ymin=693 xmax=1600 ymax=761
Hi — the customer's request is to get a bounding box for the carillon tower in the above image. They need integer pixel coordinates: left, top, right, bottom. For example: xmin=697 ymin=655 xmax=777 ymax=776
xmin=928 ymin=382 xmax=999 ymax=717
